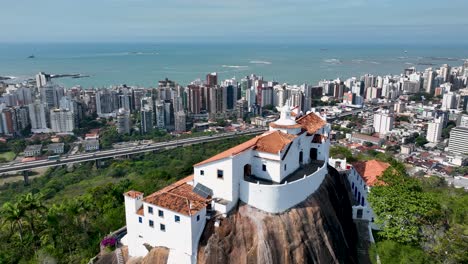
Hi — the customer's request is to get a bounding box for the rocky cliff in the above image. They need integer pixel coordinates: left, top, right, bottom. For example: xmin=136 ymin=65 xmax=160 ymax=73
xmin=197 ymin=165 xmax=358 ymax=264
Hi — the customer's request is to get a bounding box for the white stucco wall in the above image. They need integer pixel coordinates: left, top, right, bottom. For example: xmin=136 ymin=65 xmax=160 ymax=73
xmin=347 ymin=167 xmax=374 ymax=221
xmin=239 ymin=162 xmax=328 ymax=213
xmin=194 ymin=157 xmax=237 ymax=203
xmin=125 ymin=198 xmax=206 ymax=261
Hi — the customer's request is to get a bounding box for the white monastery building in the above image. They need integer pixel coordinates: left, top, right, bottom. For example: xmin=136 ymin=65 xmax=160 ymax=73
xmin=123 ymin=106 xmax=332 ymax=263
xmin=331 ymin=159 xmax=390 ymax=222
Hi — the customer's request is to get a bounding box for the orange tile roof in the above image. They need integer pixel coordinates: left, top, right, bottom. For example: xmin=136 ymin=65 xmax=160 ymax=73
xmin=195 ymin=130 xmax=296 ymax=166
xmin=296 ymin=112 xmax=327 ymax=134
xmin=255 ymin=130 xmax=296 ymax=154
xmin=143 ymin=175 xmax=208 ymax=216
xmin=351 ymin=160 xmax=390 ymax=186
xmin=124 ymin=190 xmax=143 ymax=198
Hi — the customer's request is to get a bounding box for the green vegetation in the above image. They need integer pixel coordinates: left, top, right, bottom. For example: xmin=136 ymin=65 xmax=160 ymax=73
xmin=415 ymin=136 xmax=428 ymax=147
xmin=0 ymin=136 xmax=253 ymax=263
xmin=0 ymin=151 xmax=15 ymax=163
xmin=368 ymin=160 xmax=468 ymax=264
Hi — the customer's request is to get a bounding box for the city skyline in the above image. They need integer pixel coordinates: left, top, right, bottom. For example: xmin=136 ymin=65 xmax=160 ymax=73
xmin=3 ymin=0 xmax=468 ymax=43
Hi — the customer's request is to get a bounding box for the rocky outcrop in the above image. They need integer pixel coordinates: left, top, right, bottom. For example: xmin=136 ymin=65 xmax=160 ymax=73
xmin=126 ymin=246 xmax=169 ymax=264
xmin=197 ymin=166 xmax=358 ymax=264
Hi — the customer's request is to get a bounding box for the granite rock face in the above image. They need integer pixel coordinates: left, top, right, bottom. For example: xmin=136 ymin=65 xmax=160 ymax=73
xmin=197 ymin=166 xmax=358 ymax=264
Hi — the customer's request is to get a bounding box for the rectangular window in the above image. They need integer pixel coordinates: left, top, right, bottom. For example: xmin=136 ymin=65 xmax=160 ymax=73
xmin=200 ymin=170 xmax=204 ymax=176
xmin=175 ymin=215 xmax=180 ymax=223
xmin=284 ymin=164 xmax=287 ymax=171
xmin=158 ymin=210 xmax=164 ymax=218
xmin=217 ymin=169 xmax=224 ymax=179
xmin=138 ymin=217 xmax=142 ymax=223
xmin=148 ymin=206 xmax=153 ymax=214
xmin=160 ymin=224 xmax=166 ymax=232
xmin=149 ymin=220 xmax=154 ymax=228
xmin=197 ymin=215 xmax=200 ymax=221
xmin=262 ymin=164 xmax=266 ymax=171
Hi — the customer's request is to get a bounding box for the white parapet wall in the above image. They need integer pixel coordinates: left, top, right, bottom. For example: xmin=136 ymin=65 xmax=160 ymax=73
xmin=239 ymin=163 xmax=328 ymax=213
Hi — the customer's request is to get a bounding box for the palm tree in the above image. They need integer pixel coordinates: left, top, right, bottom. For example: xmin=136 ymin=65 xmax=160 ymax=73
xmin=18 ymin=193 xmax=45 ymax=236
xmin=1 ymin=202 xmax=26 ymax=242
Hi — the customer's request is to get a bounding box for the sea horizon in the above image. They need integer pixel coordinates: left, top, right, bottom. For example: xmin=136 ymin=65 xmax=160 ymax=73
xmin=1 ymin=42 xmax=467 ymax=88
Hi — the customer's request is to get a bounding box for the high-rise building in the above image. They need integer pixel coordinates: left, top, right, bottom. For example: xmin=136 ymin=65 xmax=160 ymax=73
xmin=96 ymin=89 xmax=119 ymax=117
xmin=187 ymin=85 xmax=202 ymax=114
xmin=423 ymin=68 xmax=436 ymax=95
xmin=426 ymin=116 xmax=443 ymax=143
xmin=40 ymin=83 xmax=64 ymax=109
xmin=155 ymin=102 xmax=165 ymax=129
xmin=14 ymin=106 xmax=30 ymax=133
xmin=35 ymin=72 xmax=51 ymax=89
xmin=164 ymin=101 xmax=174 ymax=129
xmin=50 ymin=109 xmax=75 ymax=133
xmin=447 ymin=127 xmax=468 ymax=155
xmin=140 ymin=106 xmax=154 ymax=134
xmin=458 ymin=115 xmax=468 ymax=128
xmin=363 ymin=74 xmax=376 ymax=90
xmin=116 ymin=109 xmax=131 ymax=134
xmin=28 ymin=100 xmax=49 ymax=132
xmin=235 ymin=99 xmax=248 ymax=120
xmin=0 ymin=108 xmax=17 ymax=136
xmin=373 ymin=110 xmax=394 ymax=134
xmin=206 ymin=72 xmax=218 ymax=87
xmin=174 ymin=111 xmax=186 ymax=132
xmin=442 ymin=92 xmax=456 ymax=110
xmin=440 ymin=64 xmax=451 ymax=83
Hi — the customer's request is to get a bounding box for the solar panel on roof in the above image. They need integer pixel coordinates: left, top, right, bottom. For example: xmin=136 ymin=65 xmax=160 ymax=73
xmin=193 ymin=183 xmax=213 ymax=198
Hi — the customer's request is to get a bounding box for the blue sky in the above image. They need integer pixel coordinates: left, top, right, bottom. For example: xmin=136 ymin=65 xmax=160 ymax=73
xmin=2 ymin=0 xmax=468 ymax=43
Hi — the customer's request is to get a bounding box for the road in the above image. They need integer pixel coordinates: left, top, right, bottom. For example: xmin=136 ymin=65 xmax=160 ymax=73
xmin=0 ymin=128 xmax=266 ymax=174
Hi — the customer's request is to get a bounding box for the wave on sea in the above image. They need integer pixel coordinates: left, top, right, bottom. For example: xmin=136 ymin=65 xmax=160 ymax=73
xmin=323 ymin=58 xmax=342 ymax=64
xmin=222 ymin=65 xmax=249 ymax=69
xmin=249 ymin=60 xmax=272 ymax=65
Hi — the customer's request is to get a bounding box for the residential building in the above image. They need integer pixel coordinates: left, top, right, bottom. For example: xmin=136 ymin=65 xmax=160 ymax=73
xmin=50 ymin=109 xmax=75 ymax=133
xmin=448 ymin=127 xmax=468 ymax=155
xmin=426 ymin=116 xmax=443 ymax=143
xmin=116 ymin=108 xmax=131 ymax=134
xmin=28 ymin=100 xmax=49 ymax=133
xmin=174 ymin=111 xmax=187 ymax=133
xmin=47 ymin=143 xmax=65 ymax=154
xmin=373 ymin=110 xmax=394 ymax=134
xmin=140 ymin=106 xmax=154 ymax=134
xmin=83 ymin=139 xmax=100 ymax=151
xmin=24 ymin=145 xmax=42 ymax=157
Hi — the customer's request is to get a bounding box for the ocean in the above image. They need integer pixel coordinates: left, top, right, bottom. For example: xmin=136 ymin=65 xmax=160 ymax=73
xmin=0 ymin=43 xmax=467 ymax=88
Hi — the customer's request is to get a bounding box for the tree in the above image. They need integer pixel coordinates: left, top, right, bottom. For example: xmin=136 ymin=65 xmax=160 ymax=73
xmin=1 ymin=202 xmax=26 ymax=242
xmin=329 ymin=145 xmax=357 ymax=162
xmin=368 ymin=164 xmax=441 ymax=244
xmin=415 ymin=136 xmax=428 ymax=147
xmin=8 ymin=140 xmax=27 ymax=154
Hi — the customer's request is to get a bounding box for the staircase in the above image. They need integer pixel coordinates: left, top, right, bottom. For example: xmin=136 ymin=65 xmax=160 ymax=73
xmin=116 ymin=248 xmax=124 ymax=264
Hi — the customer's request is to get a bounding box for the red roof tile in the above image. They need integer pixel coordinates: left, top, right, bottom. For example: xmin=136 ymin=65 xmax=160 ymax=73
xmin=124 ymin=190 xmax=143 ymax=198
xmin=351 ymin=160 xmax=390 ymax=186
xmin=296 ymin=112 xmax=327 ymax=134
xmin=143 ymin=175 xmax=208 ymax=216
xmin=195 ymin=130 xmax=296 ymax=166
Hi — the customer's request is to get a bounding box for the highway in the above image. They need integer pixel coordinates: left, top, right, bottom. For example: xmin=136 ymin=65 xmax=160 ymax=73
xmin=0 ymin=128 xmax=266 ymax=174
